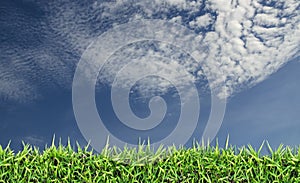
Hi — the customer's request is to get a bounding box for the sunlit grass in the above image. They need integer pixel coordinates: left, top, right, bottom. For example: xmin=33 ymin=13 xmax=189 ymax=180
xmin=0 ymin=137 xmax=300 ymax=182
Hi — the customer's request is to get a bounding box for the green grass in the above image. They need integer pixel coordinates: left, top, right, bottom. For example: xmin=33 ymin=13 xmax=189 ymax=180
xmin=0 ymin=138 xmax=300 ymax=182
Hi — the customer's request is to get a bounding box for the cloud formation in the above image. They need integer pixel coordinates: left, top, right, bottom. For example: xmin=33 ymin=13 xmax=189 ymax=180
xmin=0 ymin=0 xmax=299 ymax=102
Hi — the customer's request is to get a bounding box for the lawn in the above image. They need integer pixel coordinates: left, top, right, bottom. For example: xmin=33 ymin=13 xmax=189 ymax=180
xmin=0 ymin=138 xmax=300 ymax=182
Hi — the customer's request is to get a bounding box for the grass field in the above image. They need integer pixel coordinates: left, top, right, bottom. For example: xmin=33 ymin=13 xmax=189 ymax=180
xmin=0 ymin=138 xmax=300 ymax=182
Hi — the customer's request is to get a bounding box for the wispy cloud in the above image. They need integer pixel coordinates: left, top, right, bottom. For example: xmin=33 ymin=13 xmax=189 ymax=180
xmin=23 ymin=135 xmax=46 ymax=147
xmin=0 ymin=0 xmax=299 ymax=102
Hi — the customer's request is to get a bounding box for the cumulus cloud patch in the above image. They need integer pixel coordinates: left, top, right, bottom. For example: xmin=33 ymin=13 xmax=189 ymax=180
xmin=0 ymin=0 xmax=299 ymax=102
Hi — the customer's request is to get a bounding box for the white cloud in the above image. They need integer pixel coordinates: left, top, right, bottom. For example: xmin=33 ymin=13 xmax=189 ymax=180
xmin=0 ymin=0 xmax=299 ymax=102
xmin=198 ymin=0 xmax=300 ymax=97
xmin=189 ymin=14 xmax=213 ymax=29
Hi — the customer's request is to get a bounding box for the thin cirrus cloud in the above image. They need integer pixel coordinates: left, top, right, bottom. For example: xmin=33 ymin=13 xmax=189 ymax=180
xmin=0 ymin=0 xmax=299 ymax=102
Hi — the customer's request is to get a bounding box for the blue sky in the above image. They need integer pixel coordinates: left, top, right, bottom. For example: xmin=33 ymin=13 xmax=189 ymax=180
xmin=218 ymin=57 xmax=300 ymax=150
xmin=0 ymin=0 xmax=299 ymax=153
xmin=1 ymin=56 xmax=299 ymax=153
